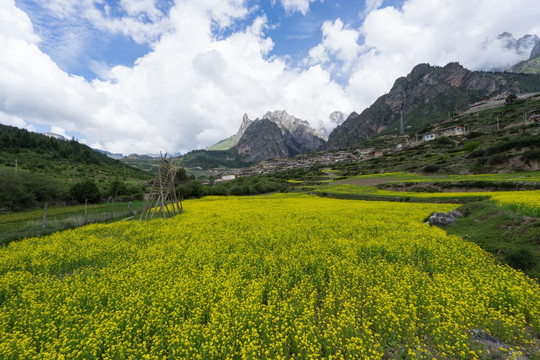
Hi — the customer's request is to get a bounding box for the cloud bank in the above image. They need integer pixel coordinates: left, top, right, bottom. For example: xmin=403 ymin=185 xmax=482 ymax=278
xmin=1 ymin=0 xmax=539 ymax=154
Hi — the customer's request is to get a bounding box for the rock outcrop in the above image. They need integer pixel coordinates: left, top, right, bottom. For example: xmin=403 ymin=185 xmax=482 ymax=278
xmin=236 ymin=119 xmax=288 ymax=163
xmin=327 ymin=62 xmax=540 ymax=149
xmin=429 ymin=212 xmax=457 ymax=227
xmin=262 ymin=110 xmax=327 ymax=156
xmin=208 ymin=110 xmax=326 ymax=163
xmin=428 ymin=210 xmax=462 ymax=227
xmin=530 ymin=41 xmax=540 ymax=60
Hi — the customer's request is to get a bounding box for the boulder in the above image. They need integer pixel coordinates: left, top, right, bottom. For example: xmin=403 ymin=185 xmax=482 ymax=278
xmin=429 ymin=212 xmax=456 ymax=226
xmin=449 ymin=209 xmax=463 ymax=218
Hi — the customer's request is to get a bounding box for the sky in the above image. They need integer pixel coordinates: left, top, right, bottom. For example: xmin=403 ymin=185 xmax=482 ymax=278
xmin=1 ymin=0 xmax=539 ymax=155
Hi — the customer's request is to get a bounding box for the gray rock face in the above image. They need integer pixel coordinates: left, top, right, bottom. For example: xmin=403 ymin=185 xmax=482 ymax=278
xmin=231 ymin=110 xmax=327 ymax=163
xmin=448 ymin=209 xmax=463 ymax=218
xmin=497 ymin=32 xmax=539 ymax=58
xmin=236 ymin=119 xmax=288 ymax=163
xmin=262 ymin=110 xmax=327 ymax=155
xmin=429 ymin=212 xmax=456 ymax=226
xmin=531 ymin=41 xmax=540 ymax=59
xmin=319 ymin=111 xmax=347 ymax=137
xmin=207 ymin=110 xmax=326 ymax=160
xmin=327 ymin=61 xmax=540 ymax=149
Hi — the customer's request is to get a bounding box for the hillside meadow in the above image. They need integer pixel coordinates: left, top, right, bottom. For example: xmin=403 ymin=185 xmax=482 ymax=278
xmin=0 ymin=193 xmax=539 ymax=359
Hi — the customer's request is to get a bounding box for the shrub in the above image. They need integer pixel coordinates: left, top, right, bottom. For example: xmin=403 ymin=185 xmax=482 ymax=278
xmin=422 ymin=164 xmax=439 ymax=173
xmin=505 ymin=94 xmax=517 ymax=105
xmin=486 ymin=154 xmax=508 ymax=166
xmin=505 ymin=249 xmax=536 ymax=270
xmin=70 ymin=179 xmax=101 ymax=203
xmin=463 ymin=140 xmax=481 ymax=152
xmin=521 ymin=149 xmax=540 ymax=164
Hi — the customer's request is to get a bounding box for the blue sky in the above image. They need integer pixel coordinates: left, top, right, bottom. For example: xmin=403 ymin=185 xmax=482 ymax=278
xmin=1 ymin=0 xmax=539 ymax=154
xmin=15 ymin=0 xmax=372 ymax=82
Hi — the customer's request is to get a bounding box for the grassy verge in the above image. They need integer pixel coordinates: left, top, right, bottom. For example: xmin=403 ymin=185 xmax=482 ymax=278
xmin=445 ymin=200 xmax=540 ymax=281
xmin=0 ymin=200 xmax=144 ymax=245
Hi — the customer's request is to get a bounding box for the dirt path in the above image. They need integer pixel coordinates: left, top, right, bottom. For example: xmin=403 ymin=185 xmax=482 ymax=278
xmin=330 ymin=177 xmax=400 ymax=186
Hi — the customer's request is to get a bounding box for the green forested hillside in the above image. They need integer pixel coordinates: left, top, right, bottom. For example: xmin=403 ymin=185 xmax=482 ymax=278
xmin=0 ymin=124 xmax=151 ymax=210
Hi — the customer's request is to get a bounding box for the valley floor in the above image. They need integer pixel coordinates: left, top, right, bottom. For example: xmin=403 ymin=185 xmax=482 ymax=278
xmin=0 ymin=187 xmax=539 ymax=359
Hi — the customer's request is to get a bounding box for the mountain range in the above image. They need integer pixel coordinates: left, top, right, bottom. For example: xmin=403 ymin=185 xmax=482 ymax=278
xmin=507 ymin=35 xmax=540 ymax=74
xmin=180 ymin=34 xmax=540 ymax=169
xmin=204 ymin=110 xmax=326 ymax=163
xmin=327 ymin=62 xmax=540 ymax=149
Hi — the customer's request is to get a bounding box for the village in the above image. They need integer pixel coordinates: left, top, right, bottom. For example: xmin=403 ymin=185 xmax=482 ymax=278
xmin=200 ymin=96 xmax=540 ymax=184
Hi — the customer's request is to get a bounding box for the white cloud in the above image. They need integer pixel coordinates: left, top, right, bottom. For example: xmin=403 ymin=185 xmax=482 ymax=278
xmin=341 ymin=0 xmax=540 ymax=115
xmin=1 ymin=0 xmax=540 ymax=156
xmin=308 ymin=18 xmax=363 ymax=74
xmin=360 ymin=0 xmax=383 ymax=18
xmin=0 ymin=111 xmax=35 ymax=132
xmin=279 ymin=0 xmax=320 ymax=15
xmin=1 ymin=0 xmax=352 ymax=154
xmin=50 ymin=126 xmax=69 ymax=139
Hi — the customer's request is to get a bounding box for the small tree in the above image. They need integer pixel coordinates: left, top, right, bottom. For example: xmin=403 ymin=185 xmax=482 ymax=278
xmin=108 ymin=177 xmax=128 ymax=198
xmin=505 ymin=94 xmax=517 ymax=105
xmin=70 ymin=179 xmax=101 ymax=203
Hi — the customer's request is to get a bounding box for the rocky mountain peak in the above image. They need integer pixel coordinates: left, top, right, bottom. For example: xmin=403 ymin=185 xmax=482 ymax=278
xmin=531 ymin=41 xmax=540 ymax=59
xmin=262 ymin=110 xmax=296 ymax=134
xmin=497 ymin=32 xmax=539 ymax=55
xmin=329 ymin=111 xmax=346 ymax=124
xmin=207 ymin=110 xmax=327 ymax=161
xmin=238 ymin=113 xmax=252 ymax=138
xmin=319 ymin=111 xmax=347 ymax=137
xmin=327 ymin=61 xmax=540 ymax=149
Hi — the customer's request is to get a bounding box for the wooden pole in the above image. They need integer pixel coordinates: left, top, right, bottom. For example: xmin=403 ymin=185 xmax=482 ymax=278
xmin=111 ymin=198 xmax=114 ymax=219
xmin=150 ymin=195 xmax=160 ymax=220
xmin=157 ymin=168 xmax=166 ymax=220
xmin=41 ymin=203 xmax=47 ymax=234
xmin=140 ymin=193 xmax=150 ymax=220
xmin=170 ymin=170 xmax=182 ymax=214
xmin=128 ymin=200 xmax=132 ymax=215
xmin=84 ymin=199 xmax=88 ymax=225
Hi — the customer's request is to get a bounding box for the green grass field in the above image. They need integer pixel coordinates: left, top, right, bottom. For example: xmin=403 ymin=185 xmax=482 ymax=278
xmin=0 ymin=201 xmax=144 ymax=245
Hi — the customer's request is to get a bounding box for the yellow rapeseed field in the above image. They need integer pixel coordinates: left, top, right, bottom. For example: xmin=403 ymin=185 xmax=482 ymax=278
xmin=312 ymin=185 xmax=540 ymax=217
xmin=0 ymin=193 xmax=538 ymax=359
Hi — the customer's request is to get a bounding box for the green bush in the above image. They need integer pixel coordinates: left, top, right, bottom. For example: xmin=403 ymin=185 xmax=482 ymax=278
xmin=462 ymin=140 xmax=481 ymax=152
xmin=521 ymin=149 xmax=540 ymax=164
xmin=486 ymin=154 xmax=508 ymax=166
xmin=505 ymin=249 xmax=536 ymax=271
xmin=0 ymin=169 xmax=68 ymax=210
xmin=422 ymin=164 xmax=439 ymax=173
xmin=70 ymin=179 xmax=101 ymax=203
xmin=505 ymin=94 xmax=517 ymax=105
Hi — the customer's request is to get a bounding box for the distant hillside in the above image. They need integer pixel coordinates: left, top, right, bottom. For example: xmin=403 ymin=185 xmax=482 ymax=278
xmin=206 ymin=113 xmax=252 ymax=151
xmin=327 ymin=62 xmax=540 ymax=149
xmin=207 ymin=110 xmax=325 ymax=153
xmin=94 ymin=148 xmax=124 ymax=160
xmin=327 ymin=94 xmax=540 ymax=175
xmin=507 ymin=56 xmax=540 ymax=75
xmin=0 ymin=123 xmax=151 ymax=210
xmin=177 ymin=148 xmax=245 ymax=169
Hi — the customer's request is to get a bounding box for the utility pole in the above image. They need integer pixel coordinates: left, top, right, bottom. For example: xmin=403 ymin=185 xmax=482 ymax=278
xmin=41 ymin=203 xmax=47 ymax=234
